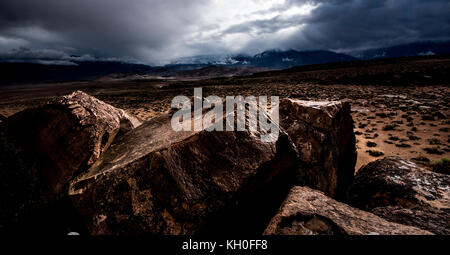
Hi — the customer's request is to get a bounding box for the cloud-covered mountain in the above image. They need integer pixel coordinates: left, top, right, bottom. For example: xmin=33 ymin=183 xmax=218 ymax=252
xmin=170 ymin=49 xmax=357 ymax=70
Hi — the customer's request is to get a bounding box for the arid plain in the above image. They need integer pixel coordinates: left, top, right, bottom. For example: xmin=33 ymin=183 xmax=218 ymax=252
xmin=1 ymin=56 xmax=449 ymax=171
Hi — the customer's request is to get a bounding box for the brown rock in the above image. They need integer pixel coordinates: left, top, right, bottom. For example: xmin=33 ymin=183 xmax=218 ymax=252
xmin=69 ymin=111 xmax=299 ymax=235
xmin=0 ymin=91 xmax=140 ymax=233
xmin=4 ymin=90 xmax=141 ymax=194
xmin=347 ymin=157 xmax=450 ymax=235
xmin=263 ymin=186 xmax=432 ymax=235
xmin=279 ymin=99 xmax=357 ymax=199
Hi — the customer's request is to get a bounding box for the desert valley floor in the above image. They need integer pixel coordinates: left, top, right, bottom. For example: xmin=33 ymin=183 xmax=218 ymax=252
xmin=1 ymin=56 xmax=449 ymax=171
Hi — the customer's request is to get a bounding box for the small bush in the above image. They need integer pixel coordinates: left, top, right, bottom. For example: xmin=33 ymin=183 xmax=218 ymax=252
xmin=421 ymin=115 xmax=434 ymax=121
xmin=389 ymin=136 xmax=399 ymax=141
xmin=383 ymin=124 xmax=397 ymax=131
xmin=428 ymin=138 xmax=441 ymax=145
xmin=423 ymin=147 xmax=444 ymax=155
xmin=396 ymin=143 xmax=411 ymax=148
xmin=366 ymin=141 xmax=377 ymax=147
xmin=412 ymin=155 xmax=430 ymax=162
xmin=408 ymin=135 xmax=420 ymax=141
xmin=431 ymin=158 xmax=450 ymax=174
xmin=366 ymin=149 xmax=384 ymax=157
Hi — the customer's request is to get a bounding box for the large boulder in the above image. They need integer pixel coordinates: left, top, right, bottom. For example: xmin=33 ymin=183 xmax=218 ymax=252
xmin=69 ymin=110 xmax=299 ymax=235
xmin=347 ymin=157 xmax=450 ymax=235
xmin=3 ymin=91 xmax=141 ymax=195
xmin=279 ymin=99 xmax=356 ymax=199
xmin=0 ymin=91 xmax=140 ymax=233
xmin=263 ymin=186 xmax=432 ymax=235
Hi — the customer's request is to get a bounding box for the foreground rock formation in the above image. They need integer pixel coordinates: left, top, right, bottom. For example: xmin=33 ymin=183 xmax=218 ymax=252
xmin=264 ymin=186 xmax=432 ymax=235
xmin=279 ymin=99 xmax=356 ymax=199
xmin=347 ymin=157 xmax=450 ymax=235
xmin=3 ymin=90 xmax=444 ymax=235
xmin=69 ymin=112 xmax=299 ymax=234
xmin=0 ymin=91 xmax=140 ymax=233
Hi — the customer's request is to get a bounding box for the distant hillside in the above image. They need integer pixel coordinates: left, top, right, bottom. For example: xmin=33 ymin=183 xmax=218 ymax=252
xmin=0 ymin=61 xmax=154 ymax=85
xmin=247 ymin=49 xmax=357 ymax=69
xmin=352 ymin=41 xmax=450 ymax=60
xmin=177 ymin=65 xmax=270 ymax=78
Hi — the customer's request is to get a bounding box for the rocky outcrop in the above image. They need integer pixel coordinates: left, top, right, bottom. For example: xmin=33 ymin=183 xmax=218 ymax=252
xmin=279 ymin=99 xmax=356 ymax=199
xmin=3 ymin=91 xmax=141 ymax=195
xmin=0 ymin=91 xmax=140 ymax=233
xmin=264 ymin=186 xmax=432 ymax=235
xmin=347 ymin=157 xmax=450 ymax=235
xmin=69 ymin=112 xmax=299 ymax=235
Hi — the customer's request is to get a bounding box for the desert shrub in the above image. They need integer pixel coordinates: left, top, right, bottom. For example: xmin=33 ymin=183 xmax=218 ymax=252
xmin=408 ymin=135 xmax=420 ymax=141
xmin=395 ymin=143 xmax=411 ymax=148
xmin=389 ymin=136 xmax=399 ymax=141
xmin=376 ymin=112 xmax=388 ymax=118
xmin=423 ymin=147 xmax=444 ymax=155
xmin=421 ymin=115 xmax=434 ymax=121
xmin=358 ymin=123 xmax=368 ymax=128
xmin=366 ymin=149 xmax=384 ymax=157
xmin=366 ymin=141 xmax=377 ymax=147
xmin=412 ymin=155 xmax=430 ymax=162
xmin=383 ymin=124 xmax=398 ymax=131
xmin=432 ymin=111 xmax=446 ymax=120
xmin=428 ymin=138 xmax=441 ymax=145
xmin=431 ymin=158 xmax=450 ymax=174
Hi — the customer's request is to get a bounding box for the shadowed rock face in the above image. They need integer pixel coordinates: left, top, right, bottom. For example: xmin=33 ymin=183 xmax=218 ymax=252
xmin=3 ymin=91 xmax=141 ymax=195
xmin=347 ymin=157 xmax=450 ymax=235
xmin=264 ymin=186 xmax=432 ymax=235
xmin=0 ymin=91 xmax=140 ymax=233
xmin=69 ymin=112 xmax=299 ymax=235
xmin=279 ymin=99 xmax=357 ymax=199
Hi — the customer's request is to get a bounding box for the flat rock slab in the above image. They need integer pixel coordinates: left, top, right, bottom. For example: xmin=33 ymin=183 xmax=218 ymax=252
xmin=347 ymin=157 xmax=450 ymax=235
xmin=69 ymin=113 xmax=299 ymax=234
xmin=264 ymin=186 xmax=432 ymax=235
xmin=279 ymin=99 xmax=356 ymax=199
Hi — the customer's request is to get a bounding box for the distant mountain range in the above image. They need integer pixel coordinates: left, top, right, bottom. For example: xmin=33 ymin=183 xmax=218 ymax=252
xmin=1 ymin=40 xmax=449 ymax=84
xmin=166 ymin=50 xmax=357 ymax=70
xmin=167 ymin=41 xmax=450 ymax=70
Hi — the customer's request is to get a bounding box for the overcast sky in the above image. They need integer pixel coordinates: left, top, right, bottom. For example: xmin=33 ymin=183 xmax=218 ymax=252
xmin=0 ymin=0 xmax=449 ymax=65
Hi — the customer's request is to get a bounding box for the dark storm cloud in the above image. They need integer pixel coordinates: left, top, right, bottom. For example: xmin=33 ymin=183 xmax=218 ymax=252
xmin=278 ymin=0 xmax=450 ymax=51
xmin=0 ymin=0 xmax=449 ymax=63
xmin=0 ymin=0 xmax=208 ymax=64
xmin=223 ymin=14 xmax=306 ymax=35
